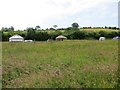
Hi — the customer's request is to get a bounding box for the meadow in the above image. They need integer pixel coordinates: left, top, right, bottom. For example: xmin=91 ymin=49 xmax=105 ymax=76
xmin=2 ymin=40 xmax=118 ymax=88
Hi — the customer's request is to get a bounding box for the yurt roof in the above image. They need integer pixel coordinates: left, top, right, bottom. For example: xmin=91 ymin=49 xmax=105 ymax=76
xmin=56 ymin=35 xmax=67 ymax=39
xmin=9 ymin=34 xmax=23 ymax=39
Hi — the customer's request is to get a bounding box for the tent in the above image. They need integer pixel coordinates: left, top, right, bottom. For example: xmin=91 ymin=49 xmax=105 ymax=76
xmin=112 ymin=36 xmax=120 ymax=40
xmin=56 ymin=35 xmax=67 ymax=41
xmin=9 ymin=34 xmax=24 ymax=42
xmin=99 ymin=37 xmax=105 ymax=41
xmin=24 ymin=40 xmax=33 ymax=42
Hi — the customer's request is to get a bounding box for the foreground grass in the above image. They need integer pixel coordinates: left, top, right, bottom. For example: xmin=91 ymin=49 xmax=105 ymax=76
xmin=2 ymin=40 xmax=118 ymax=88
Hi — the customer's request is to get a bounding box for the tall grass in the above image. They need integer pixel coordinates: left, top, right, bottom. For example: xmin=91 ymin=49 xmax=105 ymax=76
xmin=2 ymin=40 xmax=118 ymax=88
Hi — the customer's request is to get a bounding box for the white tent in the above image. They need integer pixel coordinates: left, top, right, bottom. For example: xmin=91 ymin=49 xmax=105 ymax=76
xmin=24 ymin=40 xmax=33 ymax=42
xmin=99 ymin=37 xmax=105 ymax=41
xmin=112 ymin=36 xmax=120 ymax=40
xmin=9 ymin=34 xmax=24 ymax=42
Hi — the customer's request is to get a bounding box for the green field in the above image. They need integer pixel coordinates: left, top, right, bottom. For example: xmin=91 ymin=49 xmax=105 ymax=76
xmin=2 ymin=40 xmax=118 ymax=88
xmin=80 ymin=28 xmax=119 ymax=32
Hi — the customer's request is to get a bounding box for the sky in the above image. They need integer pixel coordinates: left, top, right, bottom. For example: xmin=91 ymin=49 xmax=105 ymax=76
xmin=0 ymin=0 xmax=119 ymax=30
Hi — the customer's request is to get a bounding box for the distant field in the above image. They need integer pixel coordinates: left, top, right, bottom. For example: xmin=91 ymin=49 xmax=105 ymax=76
xmin=36 ymin=28 xmax=119 ymax=33
xmin=80 ymin=28 xmax=119 ymax=32
xmin=46 ymin=28 xmax=119 ymax=33
xmin=2 ymin=40 xmax=118 ymax=88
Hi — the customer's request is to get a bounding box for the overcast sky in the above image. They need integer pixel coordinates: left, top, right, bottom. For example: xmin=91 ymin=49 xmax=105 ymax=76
xmin=0 ymin=0 xmax=119 ymax=30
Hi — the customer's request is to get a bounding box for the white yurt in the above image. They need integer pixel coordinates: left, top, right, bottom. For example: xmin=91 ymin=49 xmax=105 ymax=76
xmin=24 ymin=40 xmax=33 ymax=42
xmin=112 ymin=36 xmax=120 ymax=40
xmin=9 ymin=34 xmax=24 ymax=42
xmin=99 ymin=37 xmax=106 ymax=41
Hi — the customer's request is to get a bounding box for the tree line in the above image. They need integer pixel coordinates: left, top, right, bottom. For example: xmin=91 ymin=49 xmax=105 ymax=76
xmin=1 ymin=22 xmax=119 ymax=31
xmin=0 ymin=22 xmax=120 ymax=41
xmin=1 ymin=28 xmax=120 ymax=41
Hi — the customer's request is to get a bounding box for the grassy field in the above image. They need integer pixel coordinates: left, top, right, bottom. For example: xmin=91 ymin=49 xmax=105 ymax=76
xmin=80 ymin=28 xmax=119 ymax=32
xmin=2 ymin=40 xmax=118 ymax=88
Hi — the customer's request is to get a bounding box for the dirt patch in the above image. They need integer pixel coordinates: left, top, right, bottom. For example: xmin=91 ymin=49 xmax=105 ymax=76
xmin=81 ymin=62 xmax=118 ymax=74
xmin=2 ymin=59 xmax=29 ymax=74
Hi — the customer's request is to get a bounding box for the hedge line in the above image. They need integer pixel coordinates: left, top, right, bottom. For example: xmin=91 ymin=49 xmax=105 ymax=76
xmin=1 ymin=30 xmax=120 ymax=41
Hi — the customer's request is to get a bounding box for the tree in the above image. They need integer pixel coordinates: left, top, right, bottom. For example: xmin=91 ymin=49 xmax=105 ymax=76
xmin=108 ymin=27 xmax=112 ymax=29
xmin=53 ymin=25 xmax=58 ymax=29
xmin=1 ymin=27 xmax=8 ymax=31
xmin=1 ymin=26 xmax=14 ymax=31
xmin=49 ymin=28 xmax=55 ymax=30
xmin=26 ymin=27 xmax=36 ymax=40
xmin=9 ymin=26 xmax=14 ymax=31
xmin=105 ymin=26 xmax=107 ymax=29
xmin=71 ymin=23 xmax=79 ymax=28
xmin=35 ymin=25 xmax=41 ymax=30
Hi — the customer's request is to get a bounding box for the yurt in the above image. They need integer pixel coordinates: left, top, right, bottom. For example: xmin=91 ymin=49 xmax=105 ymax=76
xmin=112 ymin=36 xmax=120 ymax=40
xmin=99 ymin=37 xmax=106 ymax=41
xmin=56 ymin=35 xmax=67 ymax=41
xmin=9 ymin=34 xmax=24 ymax=42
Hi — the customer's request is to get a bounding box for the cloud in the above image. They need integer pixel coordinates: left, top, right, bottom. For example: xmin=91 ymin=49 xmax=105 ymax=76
xmin=0 ymin=0 xmax=119 ymax=29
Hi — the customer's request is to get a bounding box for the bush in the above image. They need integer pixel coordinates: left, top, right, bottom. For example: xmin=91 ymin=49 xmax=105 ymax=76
xmin=2 ymin=32 xmax=11 ymax=41
xmin=86 ymin=32 xmax=95 ymax=39
xmin=99 ymin=31 xmax=108 ymax=37
xmin=70 ymin=31 xmax=86 ymax=39
xmin=49 ymin=33 xmax=59 ymax=40
xmin=107 ymin=32 xmax=119 ymax=38
xmin=1 ymin=30 xmax=119 ymax=41
xmin=35 ymin=32 xmax=50 ymax=41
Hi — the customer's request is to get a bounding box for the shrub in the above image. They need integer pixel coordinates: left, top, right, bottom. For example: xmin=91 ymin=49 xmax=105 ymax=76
xmin=99 ymin=31 xmax=108 ymax=37
xmin=35 ymin=32 xmax=50 ymax=41
xmin=1 ymin=29 xmax=119 ymax=41
xmin=70 ymin=31 xmax=86 ymax=39
xmin=108 ymin=32 xmax=118 ymax=38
